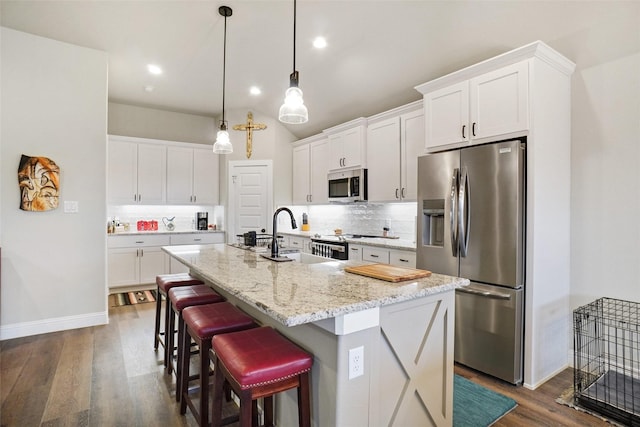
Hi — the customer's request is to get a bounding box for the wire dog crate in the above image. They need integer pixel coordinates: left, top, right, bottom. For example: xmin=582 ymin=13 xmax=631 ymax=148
xmin=574 ymin=297 xmax=640 ymax=426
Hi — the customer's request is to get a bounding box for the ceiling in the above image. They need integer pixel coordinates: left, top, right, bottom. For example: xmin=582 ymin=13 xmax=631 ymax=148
xmin=0 ymin=1 xmax=633 ymax=139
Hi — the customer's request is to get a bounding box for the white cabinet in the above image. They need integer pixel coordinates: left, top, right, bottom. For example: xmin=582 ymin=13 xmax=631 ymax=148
xmin=108 ymin=138 xmax=166 ymax=204
xmin=293 ymin=137 xmax=331 ymax=204
xmin=367 ymin=102 xmax=424 ymax=202
xmin=389 ymin=249 xmax=416 ymax=268
xmin=107 ymin=234 xmax=170 ymax=289
xmin=362 ymin=246 xmax=390 ymax=264
xmin=420 ymin=61 xmax=528 ymax=152
xmin=288 ymin=236 xmax=312 ymax=253
xmin=167 ymin=146 xmax=219 ymax=205
xmin=325 ymin=119 xmax=367 ymax=170
xmin=348 ymin=244 xmax=364 ymax=261
xmin=168 ymin=232 xmax=225 ymax=273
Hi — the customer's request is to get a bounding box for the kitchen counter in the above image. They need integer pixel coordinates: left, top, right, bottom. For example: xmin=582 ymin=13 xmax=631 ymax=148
xmin=108 ymin=229 xmax=224 ymax=237
xmin=162 ymin=243 xmax=465 ymax=327
xmin=163 ymin=243 xmax=465 ymax=426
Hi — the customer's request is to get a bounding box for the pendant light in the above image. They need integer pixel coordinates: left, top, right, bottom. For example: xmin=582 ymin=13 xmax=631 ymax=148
xmin=213 ymin=6 xmax=233 ymax=154
xmin=278 ymin=0 xmax=308 ymax=124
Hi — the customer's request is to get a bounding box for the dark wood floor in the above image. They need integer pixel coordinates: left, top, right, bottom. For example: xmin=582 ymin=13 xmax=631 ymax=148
xmin=1 ymin=299 xmax=609 ymax=426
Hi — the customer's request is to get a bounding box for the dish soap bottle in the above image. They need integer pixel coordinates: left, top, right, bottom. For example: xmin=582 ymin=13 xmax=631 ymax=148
xmin=301 ymin=213 xmax=310 ymax=231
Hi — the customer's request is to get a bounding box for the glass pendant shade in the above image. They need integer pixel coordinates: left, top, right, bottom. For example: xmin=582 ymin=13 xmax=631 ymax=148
xmin=279 ymin=86 xmax=308 ymax=124
xmin=213 ymin=125 xmax=232 ymax=154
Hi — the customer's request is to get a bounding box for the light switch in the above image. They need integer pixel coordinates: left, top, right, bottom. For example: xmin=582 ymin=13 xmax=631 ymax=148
xmin=64 ymin=201 xmax=79 ymax=213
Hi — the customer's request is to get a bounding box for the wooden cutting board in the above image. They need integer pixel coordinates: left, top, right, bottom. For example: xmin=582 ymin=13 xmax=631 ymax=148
xmin=344 ymin=263 xmax=432 ymax=282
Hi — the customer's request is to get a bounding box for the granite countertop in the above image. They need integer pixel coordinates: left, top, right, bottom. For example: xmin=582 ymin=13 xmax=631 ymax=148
xmin=279 ymin=230 xmax=416 ymax=251
xmin=108 ymin=229 xmax=225 ymax=237
xmin=163 ymin=243 xmax=467 ymax=327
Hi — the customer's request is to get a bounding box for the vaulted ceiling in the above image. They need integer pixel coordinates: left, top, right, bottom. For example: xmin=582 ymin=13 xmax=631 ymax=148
xmin=1 ymin=1 xmax=635 ymax=139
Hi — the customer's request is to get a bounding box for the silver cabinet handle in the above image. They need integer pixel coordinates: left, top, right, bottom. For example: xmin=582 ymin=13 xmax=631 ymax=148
xmin=395 ymin=188 xmax=399 ymax=199
xmin=401 ymin=188 xmax=406 ymax=198
xmin=462 ymin=124 xmax=466 ymax=139
xmin=472 ymin=122 xmax=477 ymax=137
xmin=194 ymin=238 xmax=202 ymax=242
xmin=450 ymin=168 xmax=459 ymax=257
xmin=135 ymin=241 xmax=144 ymax=244
xmin=370 ymin=254 xmax=379 ymax=258
xmin=399 ymin=259 xmax=409 ymax=263
xmin=193 ymin=195 xmax=196 ymax=203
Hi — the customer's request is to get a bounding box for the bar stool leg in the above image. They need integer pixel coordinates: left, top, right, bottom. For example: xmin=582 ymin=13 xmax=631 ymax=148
xmin=298 ymin=372 xmax=311 ymax=427
xmin=154 ymin=286 xmax=162 ymax=350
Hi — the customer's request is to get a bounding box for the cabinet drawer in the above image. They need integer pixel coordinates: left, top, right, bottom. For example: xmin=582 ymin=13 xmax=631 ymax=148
xmin=170 ymin=233 xmax=224 ymax=245
xmin=389 ymin=250 xmax=416 ymax=268
xmin=362 ymin=247 xmax=390 ymax=264
xmin=348 ymin=244 xmax=364 ymax=261
xmin=108 ymin=234 xmax=171 ymax=248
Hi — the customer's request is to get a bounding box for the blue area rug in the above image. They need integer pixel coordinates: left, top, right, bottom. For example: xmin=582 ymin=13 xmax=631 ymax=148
xmin=454 ymin=374 xmax=517 ymax=426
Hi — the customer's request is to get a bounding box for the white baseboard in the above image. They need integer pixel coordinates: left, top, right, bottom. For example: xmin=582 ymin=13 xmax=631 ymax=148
xmin=0 ymin=311 xmax=108 ymax=341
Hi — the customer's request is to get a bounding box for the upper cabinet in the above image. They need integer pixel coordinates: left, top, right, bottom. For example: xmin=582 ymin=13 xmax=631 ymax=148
xmin=366 ymin=102 xmax=424 ymax=202
xmin=167 ymin=146 xmax=219 ymax=205
xmin=419 ymin=60 xmax=529 ymax=152
xmin=108 ymin=135 xmax=219 ymax=206
xmin=292 ymin=135 xmax=330 ymax=204
xmin=324 ymin=118 xmax=367 ymax=170
xmin=108 ymin=138 xmax=166 ymax=205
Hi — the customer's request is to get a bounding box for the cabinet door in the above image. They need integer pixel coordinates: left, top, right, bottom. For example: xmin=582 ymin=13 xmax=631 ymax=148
xmin=329 ymin=126 xmax=364 ymax=170
xmin=108 ymin=140 xmax=138 ymax=204
xmin=470 ymin=61 xmax=529 ymax=140
xmin=348 ymin=244 xmax=364 ymax=261
xmin=170 ymin=257 xmax=190 ymax=274
xmin=362 ymin=246 xmax=390 ymax=264
xmin=193 ymin=149 xmax=219 ymax=205
xmin=424 ymin=81 xmax=469 ymax=150
xmin=400 ymin=110 xmax=425 ymax=201
xmin=309 ymin=138 xmax=330 ymax=204
xmin=389 ymin=250 xmax=416 ymax=268
xmin=137 ymin=143 xmax=166 ymax=204
xmin=342 ymin=126 xmax=364 ymax=168
xmin=292 ymin=145 xmax=311 ymax=204
xmin=108 ymin=248 xmax=139 ymax=288
xmin=139 ymin=246 xmax=168 ymax=284
xmin=367 ymin=117 xmax=401 ymax=202
xmin=166 ymin=146 xmax=194 ymax=204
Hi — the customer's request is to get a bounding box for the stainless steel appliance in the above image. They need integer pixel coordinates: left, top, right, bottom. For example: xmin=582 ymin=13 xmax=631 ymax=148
xmin=310 ymin=237 xmax=349 ymax=260
xmin=416 ymin=139 xmax=526 ymax=384
xmin=328 ymin=169 xmax=367 ymax=203
xmin=196 ymin=212 xmax=208 ymax=230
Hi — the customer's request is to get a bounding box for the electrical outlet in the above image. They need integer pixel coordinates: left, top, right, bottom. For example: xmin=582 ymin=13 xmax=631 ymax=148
xmin=348 ymin=346 xmax=364 ymax=379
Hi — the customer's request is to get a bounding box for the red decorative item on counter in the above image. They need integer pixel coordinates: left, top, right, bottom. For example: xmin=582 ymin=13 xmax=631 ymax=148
xmin=137 ymin=220 xmax=144 ymax=231
xmin=151 ymin=220 xmax=158 ymax=231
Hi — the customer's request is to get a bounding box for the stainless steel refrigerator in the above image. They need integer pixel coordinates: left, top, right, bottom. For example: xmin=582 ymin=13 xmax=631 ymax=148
xmin=416 ymin=139 xmax=525 ymax=384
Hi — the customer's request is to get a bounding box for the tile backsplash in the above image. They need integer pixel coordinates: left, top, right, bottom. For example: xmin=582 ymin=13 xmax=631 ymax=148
xmin=107 ymin=205 xmax=224 ymax=232
xmin=282 ymin=203 xmax=418 ymax=242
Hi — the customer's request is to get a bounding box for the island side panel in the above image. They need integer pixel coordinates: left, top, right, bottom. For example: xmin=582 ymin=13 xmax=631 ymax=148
xmin=372 ymin=291 xmax=455 ymax=427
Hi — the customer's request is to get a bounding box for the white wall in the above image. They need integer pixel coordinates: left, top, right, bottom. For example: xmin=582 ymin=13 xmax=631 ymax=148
xmin=108 ymin=102 xmax=216 ymax=145
xmin=0 ymin=28 xmax=108 ymax=339
xmin=570 ymin=51 xmax=640 ymax=307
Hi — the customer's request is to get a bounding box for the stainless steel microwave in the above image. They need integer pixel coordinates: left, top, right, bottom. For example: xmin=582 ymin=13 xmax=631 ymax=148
xmin=328 ymin=168 xmax=368 ymax=203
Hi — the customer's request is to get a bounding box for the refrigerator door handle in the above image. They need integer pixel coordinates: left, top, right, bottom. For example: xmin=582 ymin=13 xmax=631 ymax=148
xmin=458 ymin=168 xmax=470 ymax=257
xmin=457 ymin=286 xmax=511 ymax=300
xmin=450 ymin=168 xmax=459 ymax=257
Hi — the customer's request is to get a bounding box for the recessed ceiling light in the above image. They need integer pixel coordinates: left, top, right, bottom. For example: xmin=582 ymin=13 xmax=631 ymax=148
xmin=147 ymin=64 xmax=162 ymax=75
xmin=250 ymin=86 xmax=261 ymax=95
xmin=313 ymin=37 xmax=327 ymax=49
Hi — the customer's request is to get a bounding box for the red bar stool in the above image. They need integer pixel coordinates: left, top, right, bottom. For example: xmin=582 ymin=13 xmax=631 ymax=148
xmin=210 ymin=326 xmax=313 ymax=427
xmin=167 ymin=285 xmax=225 ymax=378
xmin=179 ymin=302 xmax=258 ymax=426
xmin=154 ymin=274 xmax=204 ymax=362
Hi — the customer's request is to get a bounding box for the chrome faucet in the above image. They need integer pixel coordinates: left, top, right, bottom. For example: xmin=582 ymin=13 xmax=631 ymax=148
xmin=271 ymin=207 xmax=297 ymax=258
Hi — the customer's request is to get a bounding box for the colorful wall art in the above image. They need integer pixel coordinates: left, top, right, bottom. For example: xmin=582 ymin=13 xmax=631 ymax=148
xmin=18 ymin=155 xmax=60 ymax=211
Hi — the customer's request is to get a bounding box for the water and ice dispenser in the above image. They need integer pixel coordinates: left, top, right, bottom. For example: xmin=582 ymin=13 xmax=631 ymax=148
xmin=422 ymin=199 xmax=445 ymax=247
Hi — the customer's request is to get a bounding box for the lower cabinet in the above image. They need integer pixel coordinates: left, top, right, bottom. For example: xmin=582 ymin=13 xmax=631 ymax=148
xmin=348 ymin=244 xmax=364 ymax=261
xmin=288 ymin=236 xmax=312 ymax=253
xmin=362 ymin=246 xmax=416 ymax=268
xmin=169 ymin=232 xmax=225 ymax=273
xmin=107 ymin=235 xmax=170 ymax=290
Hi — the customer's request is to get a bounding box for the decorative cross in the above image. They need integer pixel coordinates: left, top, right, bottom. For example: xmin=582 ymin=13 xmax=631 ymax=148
xmin=233 ymin=112 xmax=267 ymax=158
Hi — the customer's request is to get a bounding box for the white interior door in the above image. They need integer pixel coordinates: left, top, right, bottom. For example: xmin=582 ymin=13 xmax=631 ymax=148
xmin=228 ymin=160 xmax=273 ymax=242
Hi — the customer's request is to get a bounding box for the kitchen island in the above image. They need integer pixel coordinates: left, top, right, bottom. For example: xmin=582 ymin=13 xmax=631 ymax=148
xmin=163 ymin=243 xmax=468 ymax=427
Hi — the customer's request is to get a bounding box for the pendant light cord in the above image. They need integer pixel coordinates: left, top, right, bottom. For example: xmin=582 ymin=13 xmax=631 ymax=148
xmin=222 ymin=12 xmax=228 ymax=126
xmin=292 ymin=0 xmax=297 ymax=74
